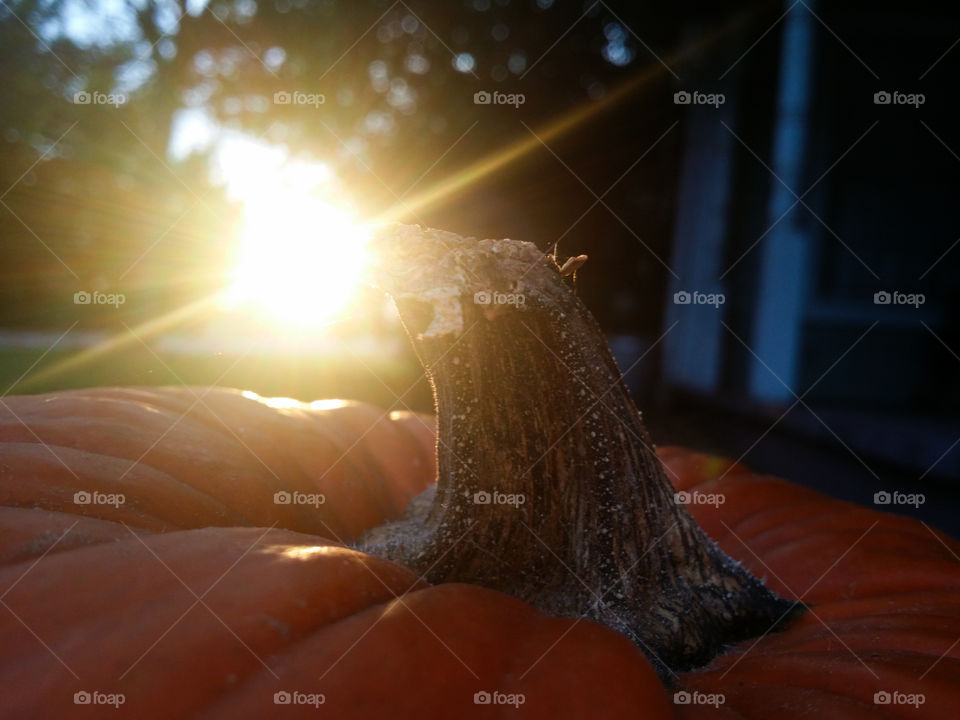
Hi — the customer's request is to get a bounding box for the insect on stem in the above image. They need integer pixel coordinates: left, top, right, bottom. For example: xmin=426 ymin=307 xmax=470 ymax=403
xmin=558 ymin=254 xmax=588 ymax=277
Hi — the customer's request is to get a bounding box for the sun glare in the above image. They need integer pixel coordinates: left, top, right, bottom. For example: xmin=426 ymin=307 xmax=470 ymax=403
xmin=217 ymin=137 xmax=370 ymax=328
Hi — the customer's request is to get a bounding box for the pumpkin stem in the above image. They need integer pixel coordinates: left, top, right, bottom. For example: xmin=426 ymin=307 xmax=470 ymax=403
xmin=360 ymin=225 xmax=800 ymax=678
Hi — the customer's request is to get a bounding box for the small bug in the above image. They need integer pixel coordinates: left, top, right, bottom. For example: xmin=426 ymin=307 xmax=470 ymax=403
xmin=558 ymin=254 xmax=588 ymax=277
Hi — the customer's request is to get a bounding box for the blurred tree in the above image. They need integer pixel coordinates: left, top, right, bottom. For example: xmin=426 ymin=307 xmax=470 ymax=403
xmin=1 ymin=0 xmax=689 ymax=331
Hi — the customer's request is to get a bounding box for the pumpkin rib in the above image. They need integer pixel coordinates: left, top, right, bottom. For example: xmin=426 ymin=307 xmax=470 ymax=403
xmin=315 ymin=408 xmax=435 ymax=517
xmin=0 ymin=526 xmax=430 ymax=719
xmin=0 ymin=442 xmax=250 ymax=531
xmin=809 ymin=590 xmax=960 ymax=621
xmin=0 ymin=525 xmax=673 ymax=719
xmin=199 ymin=583 xmax=672 ymax=720
xmin=729 ymin=614 xmax=960 ymax=658
xmin=683 ymin=651 xmax=958 ymax=720
xmin=364 ymin=410 xmax=436 ymax=509
xmin=676 ymin=684 xmax=898 ymax=720
xmin=133 ymin=388 xmax=431 ymax=527
xmin=716 ymin=504 xmax=960 ymax=557
xmin=0 ymin=415 xmax=281 ymax=502
xmin=0 ymin=389 xmax=437 ymax=542
xmin=0 ymin=415 xmax=318 ymax=525
xmin=730 ymin=539 xmax=960 ymax=602
xmin=676 ymin=464 xmax=959 ymax=555
xmin=288 ymin=406 xmax=426 ymax=537
xmin=0 ymin=506 xmax=153 ymax=565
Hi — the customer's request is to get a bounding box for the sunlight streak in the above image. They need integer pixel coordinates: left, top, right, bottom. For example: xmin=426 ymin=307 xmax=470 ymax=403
xmin=373 ymin=10 xmax=753 ymax=224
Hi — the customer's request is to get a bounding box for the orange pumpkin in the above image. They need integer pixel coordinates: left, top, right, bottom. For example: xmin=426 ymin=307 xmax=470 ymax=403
xmin=0 ymin=387 xmax=667 ymax=719
xmin=0 ymin=388 xmax=957 ymax=718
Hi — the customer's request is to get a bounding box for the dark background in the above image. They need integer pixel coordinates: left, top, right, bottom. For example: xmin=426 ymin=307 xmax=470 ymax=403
xmin=1 ymin=0 xmax=958 ymax=532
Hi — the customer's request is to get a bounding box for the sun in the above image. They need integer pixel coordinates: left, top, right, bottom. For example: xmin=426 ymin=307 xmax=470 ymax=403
xmin=217 ymin=137 xmax=370 ymax=328
xmin=226 ymin=196 xmax=370 ymax=328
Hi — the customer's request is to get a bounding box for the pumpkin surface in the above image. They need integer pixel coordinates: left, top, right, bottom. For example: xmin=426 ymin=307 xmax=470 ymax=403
xmin=662 ymin=448 xmax=960 ymax=719
xmin=0 ymin=387 xmax=667 ymax=719
xmin=0 ymin=388 xmax=958 ymax=718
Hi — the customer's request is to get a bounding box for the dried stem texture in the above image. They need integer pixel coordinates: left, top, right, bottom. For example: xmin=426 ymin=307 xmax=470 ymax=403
xmin=360 ymin=224 xmax=798 ymax=677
